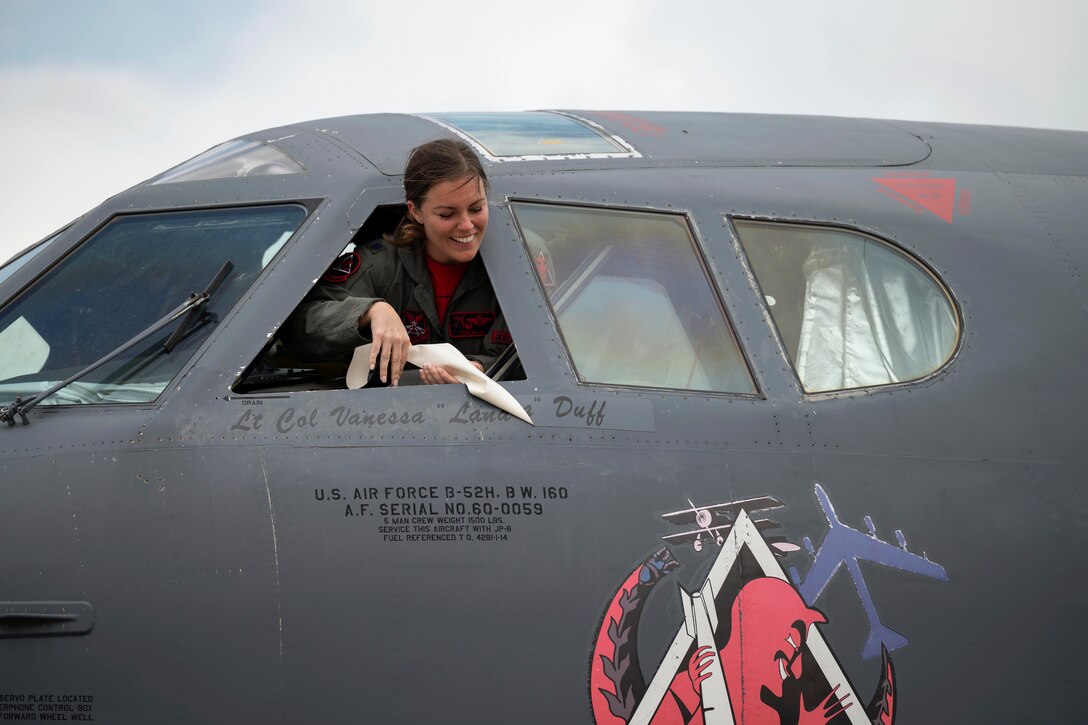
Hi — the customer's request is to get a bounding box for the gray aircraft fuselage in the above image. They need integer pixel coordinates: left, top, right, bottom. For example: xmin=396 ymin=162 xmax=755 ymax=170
xmin=0 ymin=110 xmax=1084 ymax=724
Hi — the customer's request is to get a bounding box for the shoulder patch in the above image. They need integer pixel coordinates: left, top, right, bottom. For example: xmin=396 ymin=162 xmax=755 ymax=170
xmin=365 ymin=239 xmax=386 ymax=254
xmin=322 ymin=251 xmax=361 ymax=283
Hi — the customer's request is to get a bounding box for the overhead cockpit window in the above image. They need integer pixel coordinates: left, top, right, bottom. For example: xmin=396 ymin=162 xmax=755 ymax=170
xmin=733 ymin=220 xmax=959 ymax=393
xmin=151 ymin=140 xmax=304 ymax=185
xmin=0 ymin=205 xmax=307 ymax=406
xmin=426 ymin=112 xmax=636 ymax=160
xmin=512 ymin=203 xmax=754 ymax=394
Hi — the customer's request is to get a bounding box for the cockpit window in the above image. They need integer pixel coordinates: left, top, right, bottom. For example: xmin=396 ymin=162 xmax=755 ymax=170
xmin=733 ymin=220 xmax=959 ymax=393
xmin=426 ymin=112 xmax=636 ymax=160
xmin=512 ymin=203 xmax=754 ymax=393
xmin=0 ymin=228 xmax=64 ymax=285
xmin=0 ymin=205 xmax=307 ymax=406
xmin=151 ymin=140 xmax=304 ymax=185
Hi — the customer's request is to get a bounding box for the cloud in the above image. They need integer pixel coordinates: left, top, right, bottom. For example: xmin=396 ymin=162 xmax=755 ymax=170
xmin=1 ymin=66 xmax=166 ymax=255
xmin=1 ymin=0 xmax=1086 ymax=263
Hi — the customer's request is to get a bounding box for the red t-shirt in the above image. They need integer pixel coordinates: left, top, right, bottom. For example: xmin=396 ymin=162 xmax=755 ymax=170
xmin=424 ymin=255 xmax=470 ymax=324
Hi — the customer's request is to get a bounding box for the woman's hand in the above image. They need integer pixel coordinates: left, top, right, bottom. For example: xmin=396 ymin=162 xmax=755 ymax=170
xmin=359 ymin=301 xmax=411 ymax=386
xmin=419 ymin=360 xmax=483 ymax=385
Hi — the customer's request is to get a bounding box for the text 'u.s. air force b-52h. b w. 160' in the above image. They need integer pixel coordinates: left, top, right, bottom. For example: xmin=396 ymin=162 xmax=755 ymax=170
xmin=0 ymin=110 xmax=1085 ymax=724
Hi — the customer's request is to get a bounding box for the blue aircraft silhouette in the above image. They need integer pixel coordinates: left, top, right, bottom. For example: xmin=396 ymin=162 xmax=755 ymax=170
xmin=789 ymin=483 xmax=949 ymax=660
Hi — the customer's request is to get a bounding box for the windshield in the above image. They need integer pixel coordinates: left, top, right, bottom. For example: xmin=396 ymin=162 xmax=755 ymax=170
xmin=0 ymin=205 xmax=307 ymax=406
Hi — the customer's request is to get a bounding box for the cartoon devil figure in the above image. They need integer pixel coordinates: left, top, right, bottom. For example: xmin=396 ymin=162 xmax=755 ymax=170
xmin=651 ymin=577 xmax=851 ymax=724
xmin=591 ymin=538 xmax=896 ymax=725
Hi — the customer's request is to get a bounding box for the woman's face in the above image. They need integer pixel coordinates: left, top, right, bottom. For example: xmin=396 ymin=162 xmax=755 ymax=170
xmin=408 ymin=175 xmax=489 ymax=265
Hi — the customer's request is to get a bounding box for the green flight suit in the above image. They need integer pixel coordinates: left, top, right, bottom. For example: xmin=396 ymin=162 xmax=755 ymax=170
xmin=282 ymin=239 xmax=511 ymax=374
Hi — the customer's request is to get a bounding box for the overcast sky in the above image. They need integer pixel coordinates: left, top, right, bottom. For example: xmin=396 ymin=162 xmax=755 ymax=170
xmin=2 ymin=0 xmax=1085 ymax=262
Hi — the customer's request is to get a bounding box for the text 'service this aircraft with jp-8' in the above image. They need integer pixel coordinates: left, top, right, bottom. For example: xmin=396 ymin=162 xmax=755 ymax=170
xmin=0 ymin=110 xmax=1084 ymax=724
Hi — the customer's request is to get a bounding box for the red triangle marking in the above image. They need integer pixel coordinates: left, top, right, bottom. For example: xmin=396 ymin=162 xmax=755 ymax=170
xmin=874 ymin=177 xmax=957 ymax=223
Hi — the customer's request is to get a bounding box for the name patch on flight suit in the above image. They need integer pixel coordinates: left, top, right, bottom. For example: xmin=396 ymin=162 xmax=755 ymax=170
xmin=402 ymin=310 xmax=429 ymax=343
xmin=450 ymin=312 xmax=495 ymax=338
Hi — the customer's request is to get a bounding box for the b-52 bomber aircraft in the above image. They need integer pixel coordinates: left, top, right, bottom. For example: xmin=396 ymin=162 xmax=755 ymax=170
xmin=0 ymin=110 xmax=1085 ymax=724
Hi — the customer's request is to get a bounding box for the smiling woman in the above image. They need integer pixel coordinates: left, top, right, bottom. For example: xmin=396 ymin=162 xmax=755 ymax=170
xmin=280 ymin=139 xmax=513 ymax=387
xmin=403 ymin=174 xmax=489 ymax=265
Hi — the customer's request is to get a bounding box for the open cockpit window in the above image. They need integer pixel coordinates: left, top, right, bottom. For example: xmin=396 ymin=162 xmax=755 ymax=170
xmin=0 ymin=205 xmax=307 ymax=406
xmin=151 ymin=140 xmax=304 ymax=185
xmin=235 ymin=204 xmax=524 ymax=394
xmin=733 ymin=220 xmax=959 ymax=393
xmin=512 ymin=203 xmax=754 ymax=394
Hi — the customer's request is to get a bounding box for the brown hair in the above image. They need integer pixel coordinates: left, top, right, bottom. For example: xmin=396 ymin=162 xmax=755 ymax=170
xmin=388 ymin=138 xmax=489 ymax=247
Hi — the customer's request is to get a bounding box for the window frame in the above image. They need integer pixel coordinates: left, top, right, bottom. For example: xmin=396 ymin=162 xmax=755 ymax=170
xmin=424 ymin=112 xmax=641 ymax=162
xmin=230 ymin=199 xmax=531 ymax=396
xmin=149 ymin=139 xmax=307 ymax=186
xmin=0 ymin=226 xmax=69 ymax=288
xmin=728 ymin=215 xmax=963 ymax=397
xmin=0 ymin=201 xmax=319 ymax=410
xmin=510 ymin=199 xmax=760 ymax=397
